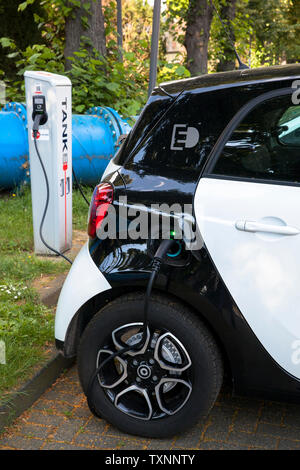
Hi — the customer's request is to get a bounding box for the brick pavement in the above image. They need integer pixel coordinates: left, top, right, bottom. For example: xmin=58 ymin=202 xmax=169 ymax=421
xmin=0 ymin=365 xmax=300 ymax=450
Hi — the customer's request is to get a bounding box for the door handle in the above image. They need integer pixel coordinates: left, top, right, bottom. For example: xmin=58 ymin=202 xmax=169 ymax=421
xmin=235 ymin=220 xmax=300 ymax=236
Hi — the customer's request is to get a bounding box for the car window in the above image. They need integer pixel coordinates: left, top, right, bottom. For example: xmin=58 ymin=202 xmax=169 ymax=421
xmin=277 ymin=106 xmax=300 ymax=147
xmin=211 ymin=94 xmax=300 ymax=183
xmin=124 ymin=88 xmax=244 ymax=179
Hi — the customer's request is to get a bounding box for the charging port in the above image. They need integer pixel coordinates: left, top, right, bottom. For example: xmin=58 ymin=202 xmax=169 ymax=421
xmin=167 ymin=240 xmax=182 ymax=258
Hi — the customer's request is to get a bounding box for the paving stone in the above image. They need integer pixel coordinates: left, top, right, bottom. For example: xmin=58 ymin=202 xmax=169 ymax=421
xmin=41 ymin=389 xmax=82 ymax=404
xmin=54 ymin=380 xmax=82 ymax=394
xmin=283 ymin=406 xmax=300 ymax=429
xmin=259 ymin=402 xmax=286 ymax=425
xmin=232 ymin=407 xmax=261 ymax=432
xmin=278 ymin=439 xmax=300 ymax=450
xmin=203 ymin=406 xmax=236 ymax=441
xmin=25 ymin=411 xmax=65 ymax=428
xmin=172 ymin=421 xmax=207 ymax=449
xmin=146 ymin=439 xmax=175 ymax=450
xmin=74 ymin=432 xmax=123 ymax=449
xmin=227 ymin=430 xmax=278 ymax=449
xmin=105 ymin=424 xmax=148 ymax=444
xmin=72 ymin=402 xmax=91 ymax=419
xmin=49 ymin=418 xmax=87 ymax=442
xmin=198 ymin=440 xmax=225 ymax=450
xmin=82 ymin=416 xmax=108 ymax=434
xmin=0 ymin=435 xmax=43 ymax=450
xmin=31 ymin=399 xmax=75 ymax=416
xmin=16 ymin=423 xmax=53 ymax=439
xmin=256 ymin=422 xmax=300 ymax=441
xmin=41 ymin=442 xmax=89 ymax=450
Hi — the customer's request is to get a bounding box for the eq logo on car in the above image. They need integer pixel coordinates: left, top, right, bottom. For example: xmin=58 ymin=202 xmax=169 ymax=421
xmin=170 ymin=124 xmax=199 ymax=150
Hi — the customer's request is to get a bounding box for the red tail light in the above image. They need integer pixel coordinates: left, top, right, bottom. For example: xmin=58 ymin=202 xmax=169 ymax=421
xmin=88 ymin=183 xmax=114 ymax=238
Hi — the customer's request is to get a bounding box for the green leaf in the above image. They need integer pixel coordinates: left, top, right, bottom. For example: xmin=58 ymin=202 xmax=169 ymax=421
xmin=105 ymin=82 xmax=120 ymax=92
xmin=0 ymin=37 xmax=15 ymax=49
xmin=75 ymin=104 xmax=85 ymax=113
xmin=18 ymin=2 xmax=29 ymax=12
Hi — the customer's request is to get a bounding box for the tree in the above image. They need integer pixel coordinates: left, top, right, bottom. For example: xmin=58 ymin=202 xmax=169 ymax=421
xmin=0 ymin=0 xmax=44 ymax=79
xmin=215 ymin=0 xmax=237 ymax=71
xmin=184 ymin=0 xmax=214 ymax=75
xmin=64 ymin=0 xmax=106 ymax=69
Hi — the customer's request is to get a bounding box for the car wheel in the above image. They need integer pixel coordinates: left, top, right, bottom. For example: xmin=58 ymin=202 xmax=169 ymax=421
xmin=78 ymin=292 xmax=223 ymax=438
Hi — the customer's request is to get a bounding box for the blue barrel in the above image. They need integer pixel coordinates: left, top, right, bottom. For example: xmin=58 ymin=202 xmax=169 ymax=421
xmin=0 ymin=103 xmax=29 ymax=190
xmin=73 ymin=106 xmax=131 ymax=185
xmin=0 ymin=103 xmax=131 ymax=189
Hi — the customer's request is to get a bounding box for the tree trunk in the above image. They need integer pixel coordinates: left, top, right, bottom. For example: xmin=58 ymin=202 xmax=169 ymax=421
xmin=216 ymin=0 xmax=237 ymax=72
xmin=184 ymin=0 xmax=214 ymax=76
xmin=64 ymin=0 xmax=106 ymax=70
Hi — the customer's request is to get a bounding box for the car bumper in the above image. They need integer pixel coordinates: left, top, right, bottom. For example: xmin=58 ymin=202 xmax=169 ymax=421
xmin=55 ymin=241 xmax=111 ymax=343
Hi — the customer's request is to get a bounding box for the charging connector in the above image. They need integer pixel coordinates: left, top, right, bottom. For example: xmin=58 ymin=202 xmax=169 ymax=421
xmin=32 ymin=95 xmax=48 ymax=126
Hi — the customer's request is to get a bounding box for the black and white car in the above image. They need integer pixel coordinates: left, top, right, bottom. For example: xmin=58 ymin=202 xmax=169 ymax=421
xmin=55 ymin=64 xmax=300 ymax=437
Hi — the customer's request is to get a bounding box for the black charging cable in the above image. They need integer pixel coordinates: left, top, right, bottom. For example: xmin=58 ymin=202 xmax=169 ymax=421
xmin=86 ymin=238 xmax=178 ymax=414
xmin=33 ymin=115 xmax=73 ymax=265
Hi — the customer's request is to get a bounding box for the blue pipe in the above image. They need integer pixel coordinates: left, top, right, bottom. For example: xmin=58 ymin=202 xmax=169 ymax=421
xmin=0 ymin=103 xmax=29 ymax=190
xmin=0 ymin=102 xmax=131 ymax=190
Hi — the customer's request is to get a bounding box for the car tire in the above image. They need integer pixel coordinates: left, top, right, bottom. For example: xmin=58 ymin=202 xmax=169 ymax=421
xmin=77 ymin=292 xmax=223 ymax=438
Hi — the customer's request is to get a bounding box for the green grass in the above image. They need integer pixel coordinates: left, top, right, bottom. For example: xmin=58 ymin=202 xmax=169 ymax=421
xmin=72 ymin=185 xmax=93 ymax=230
xmin=0 ymin=186 xmax=93 ymax=400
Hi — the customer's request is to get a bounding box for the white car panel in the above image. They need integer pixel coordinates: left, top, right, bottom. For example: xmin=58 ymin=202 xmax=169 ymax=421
xmin=55 ymin=241 xmax=111 ymax=342
xmin=195 ymin=177 xmax=300 ymax=379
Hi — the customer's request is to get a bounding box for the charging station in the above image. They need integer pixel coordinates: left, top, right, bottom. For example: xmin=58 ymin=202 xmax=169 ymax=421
xmin=25 ymin=71 xmax=72 ymax=255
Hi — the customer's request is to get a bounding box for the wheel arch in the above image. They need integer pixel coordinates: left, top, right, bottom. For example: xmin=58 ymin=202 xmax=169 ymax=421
xmin=62 ymin=285 xmax=232 ymax=383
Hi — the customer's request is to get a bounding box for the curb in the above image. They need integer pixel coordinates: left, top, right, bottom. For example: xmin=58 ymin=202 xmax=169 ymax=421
xmin=0 ymin=353 xmax=75 ymax=434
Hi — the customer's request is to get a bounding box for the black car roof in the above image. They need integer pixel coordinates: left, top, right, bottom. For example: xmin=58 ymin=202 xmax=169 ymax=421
xmin=158 ymin=64 xmax=300 ymax=95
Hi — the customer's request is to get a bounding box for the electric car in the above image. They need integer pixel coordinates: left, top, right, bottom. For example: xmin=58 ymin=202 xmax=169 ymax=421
xmin=55 ymin=64 xmax=300 ymax=438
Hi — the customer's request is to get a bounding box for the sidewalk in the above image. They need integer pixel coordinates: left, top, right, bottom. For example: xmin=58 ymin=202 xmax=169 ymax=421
xmin=1 ymin=365 xmax=300 ymax=450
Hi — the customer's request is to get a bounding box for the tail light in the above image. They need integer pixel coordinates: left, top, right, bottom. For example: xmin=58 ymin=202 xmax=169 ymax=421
xmin=88 ymin=183 xmax=114 ymax=238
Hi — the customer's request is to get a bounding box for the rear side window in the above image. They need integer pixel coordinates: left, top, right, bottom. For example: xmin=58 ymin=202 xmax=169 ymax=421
xmin=114 ymin=92 xmax=174 ymax=166
xmin=211 ymin=94 xmax=300 ymax=183
xmin=124 ymin=88 xmax=243 ymax=178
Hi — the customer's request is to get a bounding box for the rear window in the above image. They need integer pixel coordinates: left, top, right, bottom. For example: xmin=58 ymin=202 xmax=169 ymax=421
xmin=122 ymin=88 xmax=244 ymax=178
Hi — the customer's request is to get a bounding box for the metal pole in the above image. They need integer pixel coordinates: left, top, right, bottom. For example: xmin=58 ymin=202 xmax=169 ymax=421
xmin=148 ymin=0 xmax=161 ymax=97
xmin=117 ymin=0 xmax=123 ymax=62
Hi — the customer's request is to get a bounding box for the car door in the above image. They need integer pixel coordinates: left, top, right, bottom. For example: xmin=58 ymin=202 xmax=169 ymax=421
xmin=194 ymin=88 xmax=300 ymax=380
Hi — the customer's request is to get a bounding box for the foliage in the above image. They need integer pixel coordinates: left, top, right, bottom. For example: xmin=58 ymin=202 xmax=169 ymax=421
xmin=0 ymin=0 xmax=299 ymax=115
xmin=164 ymin=0 xmax=300 ymax=72
xmin=69 ymin=46 xmax=147 ymax=115
xmin=0 ymin=0 xmax=192 ymax=115
xmin=0 ymin=0 xmax=45 ymax=80
xmin=0 ymin=35 xmax=147 ymax=115
xmin=157 ymin=61 xmax=190 ymax=82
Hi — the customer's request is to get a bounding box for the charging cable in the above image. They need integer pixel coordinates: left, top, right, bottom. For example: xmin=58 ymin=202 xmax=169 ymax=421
xmin=86 ymin=238 xmax=178 ymax=415
xmin=72 ymin=167 xmax=90 ymax=207
xmin=33 ymin=115 xmax=73 ymax=265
